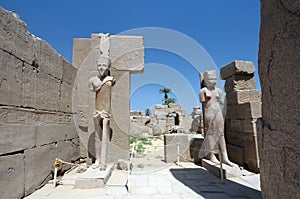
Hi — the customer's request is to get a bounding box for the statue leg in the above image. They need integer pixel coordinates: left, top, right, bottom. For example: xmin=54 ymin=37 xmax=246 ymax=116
xmin=100 ymin=117 xmax=109 ymax=165
xmin=206 ymin=134 xmax=220 ymax=164
xmin=205 ymin=115 xmax=219 ymax=164
xmin=219 ymin=136 xmax=238 ymax=167
xmin=93 ymin=115 xmax=102 ymax=166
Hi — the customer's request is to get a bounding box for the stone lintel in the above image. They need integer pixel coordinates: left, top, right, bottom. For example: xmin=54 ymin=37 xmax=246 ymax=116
xmin=220 ymin=60 xmax=256 ymax=80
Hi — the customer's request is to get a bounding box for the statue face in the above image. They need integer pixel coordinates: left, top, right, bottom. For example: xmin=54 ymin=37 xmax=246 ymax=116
xmin=96 ymin=57 xmax=111 ymax=78
xmin=97 ymin=62 xmax=109 ymax=77
xmin=204 ymin=70 xmax=217 ymax=87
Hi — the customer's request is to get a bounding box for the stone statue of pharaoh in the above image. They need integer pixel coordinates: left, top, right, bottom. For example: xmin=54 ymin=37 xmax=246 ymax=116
xmin=88 ymin=33 xmax=115 ymax=168
xmin=199 ymin=70 xmax=237 ymax=167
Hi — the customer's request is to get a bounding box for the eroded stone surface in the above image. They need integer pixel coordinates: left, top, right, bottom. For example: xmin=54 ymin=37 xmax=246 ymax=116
xmin=258 ymin=0 xmax=300 ymax=198
xmin=0 ymin=7 xmax=79 ymax=198
xmin=220 ymin=60 xmax=256 ymax=80
xmin=221 ymin=60 xmax=261 ymax=172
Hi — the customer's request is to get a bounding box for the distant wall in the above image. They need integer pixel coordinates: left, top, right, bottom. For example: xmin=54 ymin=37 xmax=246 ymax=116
xmin=258 ymin=0 xmax=300 ymax=198
xmin=0 ymin=7 xmax=79 ymax=198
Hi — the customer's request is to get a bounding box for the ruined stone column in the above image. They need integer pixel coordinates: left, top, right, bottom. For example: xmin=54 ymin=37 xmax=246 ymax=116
xmin=220 ymin=60 xmax=261 ymax=172
xmin=259 ymin=0 xmax=300 ymax=198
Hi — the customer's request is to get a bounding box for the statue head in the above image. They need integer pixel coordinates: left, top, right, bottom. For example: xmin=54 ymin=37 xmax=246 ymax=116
xmin=97 ymin=57 xmax=111 ymax=78
xmin=203 ymin=70 xmax=217 ymax=87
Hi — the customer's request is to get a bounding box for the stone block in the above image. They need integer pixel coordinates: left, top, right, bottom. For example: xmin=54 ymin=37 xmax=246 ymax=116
xmin=109 ymin=70 xmax=130 ymax=163
xmin=55 ymin=139 xmax=80 ymax=162
xmin=226 ymin=90 xmax=261 ymax=105
xmin=225 ymin=104 xmax=237 ymax=119
xmin=226 ymin=131 xmax=244 ymax=147
xmin=224 ymin=75 xmax=256 ymax=93
xmin=164 ymin=134 xmax=195 ymax=163
xmin=130 ymin=122 xmax=150 ymax=135
xmin=62 ymin=58 xmax=77 ymax=86
xmin=189 ymin=137 xmax=204 ymax=163
xmin=72 ymin=38 xmax=91 ymax=69
xmin=75 ymin=165 xmax=113 ymax=189
xmin=24 ymin=144 xmax=54 ymax=195
xmin=242 ymin=118 xmax=258 ymax=134
xmin=0 ymin=124 xmax=36 ymax=155
xmin=35 ymin=70 xmax=60 ymax=111
xmin=109 ymin=35 xmax=144 ymax=74
xmin=155 ymin=104 xmax=168 ymax=109
xmin=220 ymin=60 xmax=256 ymax=80
xmin=168 ymin=103 xmax=181 ymax=109
xmin=34 ymin=39 xmax=63 ymax=79
xmin=130 ymin=110 xmax=140 ymax=116
xmin=0 ymin=154 xmax=25 ymax=199
xmin=35 ymin=124 xmax=78 ymax=147
xmin=156 ymin=114 xmax=167 ymax=120
xmin=230 ymin=119 xmax=242 ymax=133
xmin=237 ymin=102 xmax=262 ymax=119
xmin=244 ymin=135 xmax=259 ymax=170
xmin=58 ymin=83 xmax=73 ymax=113
xmin=22 ymin=63 xmax=37 ymax=108
xmin=154 ymin=109 xmax=167 ymax=116
xmin=152 ymin=126 xmax=162 ymax=135
xmin=227 ymin=144 xmax=244 ymax=165
xmin=0 ymin=50 xmax=23 ymax=106
xmin=0 ymin=8 xmax=35 ymax=64
xmin=25 ymin=140 xmax=80 ymax=195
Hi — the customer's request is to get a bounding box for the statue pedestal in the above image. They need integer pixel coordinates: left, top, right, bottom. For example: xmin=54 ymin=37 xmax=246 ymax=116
xmin=202 ymin=159 xmax=242 ymax=179
xmin=74 ymin=164 xmax=114 ymax=189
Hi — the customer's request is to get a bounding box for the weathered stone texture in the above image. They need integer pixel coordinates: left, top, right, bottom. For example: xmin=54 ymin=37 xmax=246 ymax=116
xmin=220 ymin=60 xmax=256 ymax=80
xmin=258 ymin=0 xmax=300 ymax=198
xmin=221 ymin=60 xmax=261 ymax=172
xmin=0 ymin=124 xmax=36 ymax=155
xmin=0 ymin=154 xmax=25 ymax=199
xmin=224 ymin=74 xmax=256 ymax=93
xmin=0 ymin=7 xmax=79 ymax=198
xmin=24 ymin=140 xmax=79 ymax=195
xmin=164 ymin=134 xmax=202 ymax=163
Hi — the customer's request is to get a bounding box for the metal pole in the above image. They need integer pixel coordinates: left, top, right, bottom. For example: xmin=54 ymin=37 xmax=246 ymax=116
xmin=177 ymin=142 xmax=180 ymax=165
xmin=219 ymin=152 xmax=224 ymax=183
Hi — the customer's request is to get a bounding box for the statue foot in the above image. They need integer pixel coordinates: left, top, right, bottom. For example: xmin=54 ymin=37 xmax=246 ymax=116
xmin=208 ymin=153 xmax=220 ymax=164
xmin=91 ymin=159 xmax=101 ymax=169
xmin=223 ymin=159 xmax=239 ymax=168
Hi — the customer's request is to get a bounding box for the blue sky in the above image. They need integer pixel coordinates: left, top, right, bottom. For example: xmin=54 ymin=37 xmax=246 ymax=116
xmin=1 ymin=0 xmax=260 ymax=114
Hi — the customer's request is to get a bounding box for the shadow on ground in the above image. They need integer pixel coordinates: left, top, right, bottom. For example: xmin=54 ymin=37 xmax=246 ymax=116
xmin=170 ymin=168 xmax=262 ymax=199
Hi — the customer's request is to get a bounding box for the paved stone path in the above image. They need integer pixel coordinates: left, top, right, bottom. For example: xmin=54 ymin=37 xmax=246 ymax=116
xmin=26 ymin=162 xmax=262 ymax=199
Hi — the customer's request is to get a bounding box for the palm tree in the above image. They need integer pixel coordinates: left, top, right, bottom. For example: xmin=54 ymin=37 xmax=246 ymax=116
xmin=159 ymin=87 xmax=176 ymax=105
xmin=159 ymin=88 xmax=171 ymax=100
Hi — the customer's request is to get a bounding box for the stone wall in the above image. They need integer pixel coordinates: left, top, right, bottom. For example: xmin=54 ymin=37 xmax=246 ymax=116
xmin=221 ymin=60 xmax=261 ymax=172
xmin=258 ymin=1 xmax=300 ymax=198
xmin=130 ymin=115 xmax=151 ymax=135
xmin=72 ymin=34 xmax=144 ymax=164
xmin=0 ymin=7 xmax=79 ymax=198
xmin=164 ymin=134 xmax=204 ymax=163
xmin=151 ymin=104 xmax=197 ymax=135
